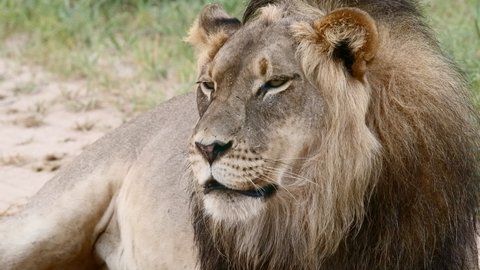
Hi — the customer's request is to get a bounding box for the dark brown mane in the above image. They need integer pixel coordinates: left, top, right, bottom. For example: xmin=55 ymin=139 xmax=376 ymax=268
xmin=243 ymin=0 xmax=279 ymax=22
xmin=191 ymin=1 xmax=479 ymax=270
xmin=191 ymin=201 xmax=230 ymax=270
xmin=243 ymin=0 xmax=421 ymax=23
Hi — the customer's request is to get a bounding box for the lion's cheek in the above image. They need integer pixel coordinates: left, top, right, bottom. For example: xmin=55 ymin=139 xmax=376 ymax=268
xmin=265 ymin=120 xmax=315 ymax=163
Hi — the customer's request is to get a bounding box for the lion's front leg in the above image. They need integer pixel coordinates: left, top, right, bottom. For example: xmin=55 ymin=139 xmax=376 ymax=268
xmin=0 ymin=161 xmax=126 ymax=270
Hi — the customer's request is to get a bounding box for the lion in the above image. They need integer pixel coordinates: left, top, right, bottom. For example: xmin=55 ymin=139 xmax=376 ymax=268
xmin=0 ymin=0 xmax=478 ymax=269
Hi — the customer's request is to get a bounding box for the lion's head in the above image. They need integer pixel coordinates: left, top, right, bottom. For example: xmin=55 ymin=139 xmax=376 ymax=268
xmin=187 ymin=3 xmax=379 ymax=220
xmin=186 ymin=2 xmax=478 ymax=270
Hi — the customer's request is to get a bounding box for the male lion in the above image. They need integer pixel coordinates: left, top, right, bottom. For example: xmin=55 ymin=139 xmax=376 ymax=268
xmin=0 ymin=0 xmax=478 ymax=269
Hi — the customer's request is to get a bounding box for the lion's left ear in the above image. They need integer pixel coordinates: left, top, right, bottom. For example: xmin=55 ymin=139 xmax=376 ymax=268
xmin=185 ymin=4 xmax=241 ymax=60
xmin=292 ymin=8 xmax=378 ymax=81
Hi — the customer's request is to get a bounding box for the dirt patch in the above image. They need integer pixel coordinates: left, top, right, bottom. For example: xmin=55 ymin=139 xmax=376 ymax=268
xmin=0 ymin=58 xmax=125 ymax=213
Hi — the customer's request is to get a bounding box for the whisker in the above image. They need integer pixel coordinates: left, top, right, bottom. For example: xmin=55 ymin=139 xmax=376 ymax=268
xmin=261 ymin=165 xmax=318 ymax=187
xmin=262 ymin=159 xmax=316 ymax=183
xmin=250 ymin=167 xmax=298 ymax=202
xmin=264 ymin=157 xmax=311 ymax=163
xmin=240 ymin=174 xmax=262 ymax=191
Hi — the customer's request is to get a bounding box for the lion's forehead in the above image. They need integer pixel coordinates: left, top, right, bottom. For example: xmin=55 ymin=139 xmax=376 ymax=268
xmin=210 ymin=22 xmax=296 ymax=80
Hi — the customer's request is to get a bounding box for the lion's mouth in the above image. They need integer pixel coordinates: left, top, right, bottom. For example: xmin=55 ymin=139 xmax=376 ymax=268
xmin=203 ymin=179 xmax=277 ymax=198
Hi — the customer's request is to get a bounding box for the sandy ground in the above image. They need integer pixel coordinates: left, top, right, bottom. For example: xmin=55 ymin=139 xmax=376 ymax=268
xmin=0 ymin=58 xmax=124 ymax=213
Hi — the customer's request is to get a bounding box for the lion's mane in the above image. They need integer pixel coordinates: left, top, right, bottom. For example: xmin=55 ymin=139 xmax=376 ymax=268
xmin=191 ymin=1 xmax=479 ymax=269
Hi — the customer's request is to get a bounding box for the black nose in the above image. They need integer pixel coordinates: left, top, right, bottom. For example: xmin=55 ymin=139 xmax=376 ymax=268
xmin=195 ymin=140 xmax=233 ymax=165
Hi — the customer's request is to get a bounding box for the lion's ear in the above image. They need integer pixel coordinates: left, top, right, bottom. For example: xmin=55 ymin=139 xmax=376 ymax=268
xmin=292 ymin=8 xmax=378 ymax=81
xmin=185 ymin=4 xmax=241 ymax=59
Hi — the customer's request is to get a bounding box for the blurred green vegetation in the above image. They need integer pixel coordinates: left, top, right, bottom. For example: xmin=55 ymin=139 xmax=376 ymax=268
xmin=0 ymin=0 xmax=478 ymax=111
xmin=0 ymin=0 xmax=244 ymax=111
xmin=425 ymin=0 xmax=480 ymax=107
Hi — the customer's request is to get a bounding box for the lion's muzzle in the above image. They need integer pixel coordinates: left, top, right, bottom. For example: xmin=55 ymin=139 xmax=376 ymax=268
xmin=194 ymin=140 xmax=233 ymax=164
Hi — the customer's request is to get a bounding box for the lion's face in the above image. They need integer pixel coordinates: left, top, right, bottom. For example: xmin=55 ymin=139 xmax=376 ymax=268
xmin=189 ymin=20 xmax=323 ymax=222
xmin=187 ymin=5 xmax=380 ymax=224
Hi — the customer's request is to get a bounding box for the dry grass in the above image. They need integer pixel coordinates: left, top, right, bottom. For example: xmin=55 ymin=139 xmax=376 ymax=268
xmin=0 ymin=154 xmax=29 ymax=167
xmin=13 ymin=115 xmax=44 ymax=128
xmin=73 ymin=119 xmax=96 ymax=132
xmin=12 ymin=82 xmax=36 ymax=96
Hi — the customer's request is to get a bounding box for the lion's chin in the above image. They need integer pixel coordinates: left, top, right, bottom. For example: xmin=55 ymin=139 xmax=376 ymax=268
xmin=203 ymin=192 xmax=267 ymax=223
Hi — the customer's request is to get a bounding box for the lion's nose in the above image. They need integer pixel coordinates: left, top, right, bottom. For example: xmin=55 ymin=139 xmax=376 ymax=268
xmin=195 ymin=140 xmax=233 ymax=165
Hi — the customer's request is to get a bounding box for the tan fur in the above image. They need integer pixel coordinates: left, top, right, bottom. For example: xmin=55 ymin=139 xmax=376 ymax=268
xmin=186 ymin=23 xmax=230 ymax=65
xmin=0 ymin=94 xmax=199 ymax=269
xmin=313 ymin=8 xmax=378 ymax=79
xmin=289 ymin=10 xmax=382 ymax=256
xmin=185 ymin=4 xmax=241 ymax=69
xmin=0 ymin=1 xmax=477 ymax=270
xmin=257 ymin=4 xmax=285 ymax=24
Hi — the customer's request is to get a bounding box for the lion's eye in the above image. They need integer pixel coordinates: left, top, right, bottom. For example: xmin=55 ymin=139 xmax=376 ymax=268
xmin=258 ymin=77 xmax=292 ymax=97
xmin=265 ymin=79 xmax=288 ymax=89
xmin=201 ymin=81 xmax=215 ymax=91
xmin=197 ymin=81 xmax=215 ymax=99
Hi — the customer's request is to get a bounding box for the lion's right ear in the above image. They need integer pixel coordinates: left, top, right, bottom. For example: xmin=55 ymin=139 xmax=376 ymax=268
xmin=292 ymin=8 xmax=378 ymax=82
xmin=185 ymin=4 xmax=241 ymax=60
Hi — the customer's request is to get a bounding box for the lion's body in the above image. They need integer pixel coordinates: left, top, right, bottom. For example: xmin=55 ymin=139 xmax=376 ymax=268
xmin=0 ymin=94 xmax=198 ymax=269
xmin=0 ymin=0 xmax=478 ymax=269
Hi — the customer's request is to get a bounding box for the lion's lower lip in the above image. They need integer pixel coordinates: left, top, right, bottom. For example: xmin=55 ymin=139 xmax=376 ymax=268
xmin=203 ymin=179 xmax=277 ymax=198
